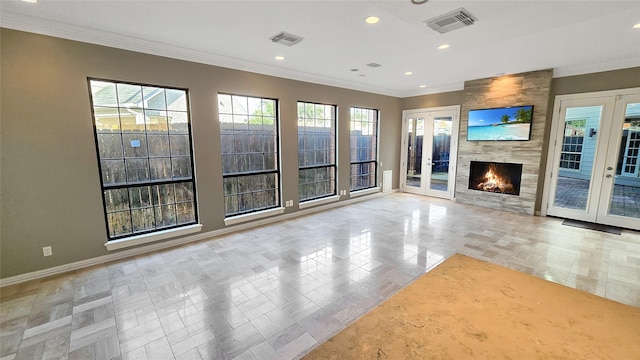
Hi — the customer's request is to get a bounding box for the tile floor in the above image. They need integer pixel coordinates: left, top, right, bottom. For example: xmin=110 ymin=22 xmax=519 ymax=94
xmin=1 ymin=193 xmax=639 ymax=360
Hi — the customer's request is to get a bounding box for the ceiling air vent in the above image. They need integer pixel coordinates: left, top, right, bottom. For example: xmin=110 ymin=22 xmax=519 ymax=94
xmin=366 ymin=63 xmax=382 ymax=68
xmin=425 ymin=8 xmax=477 ymax=34
xmin=270 ymin=32 xmax=303 ymax=46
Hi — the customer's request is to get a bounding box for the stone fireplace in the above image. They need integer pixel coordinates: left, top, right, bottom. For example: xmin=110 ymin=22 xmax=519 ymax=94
xmin=454 ymin=69 xmax=552 ymax=215
xmin=468 ymin=161 xmax=523 ymax=196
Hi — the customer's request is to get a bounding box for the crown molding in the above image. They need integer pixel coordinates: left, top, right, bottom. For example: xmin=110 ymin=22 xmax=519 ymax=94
xmin=1 ymin=11 xmax=638 ymax=99
xmin=0 ymin=11 xmax=401 ymax=97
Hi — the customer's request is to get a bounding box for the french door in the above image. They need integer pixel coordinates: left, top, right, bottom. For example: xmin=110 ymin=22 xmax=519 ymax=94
xmin=400 ymin=106 xmax=459 ymax=199
xmin=543 ymin=89 xmax=640 ymax=230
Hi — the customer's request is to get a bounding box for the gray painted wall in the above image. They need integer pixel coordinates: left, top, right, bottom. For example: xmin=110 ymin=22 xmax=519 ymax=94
xmin=552 ymin=68 xmax=640 ymax=96
xmin=401 ymin=91 xmax=465 ymax=110
xmin=0 ymin=29 xmax=402 ymax=279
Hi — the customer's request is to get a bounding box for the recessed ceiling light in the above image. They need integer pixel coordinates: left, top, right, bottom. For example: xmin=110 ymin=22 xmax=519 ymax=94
xmin=274 ymin=56 xmax=285 ymax=61
xmin=21 ymin=0 xmax=37 ymax=3
xmin=419 ymin=85 xmax=427 ymax=88
xmin=633 ymin=23 xmax=640 ymax=29
xmin=437 ymin=44 xmax=450 ymax=50
xmin=404 ymin=71 xmax=413 ymax=75
xmin=365 ymin=16 xmax=380 ymax=24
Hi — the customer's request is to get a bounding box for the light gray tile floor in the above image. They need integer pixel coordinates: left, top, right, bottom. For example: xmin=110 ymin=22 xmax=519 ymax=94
xmin=1 ymin=193 xmax=639 ymax=360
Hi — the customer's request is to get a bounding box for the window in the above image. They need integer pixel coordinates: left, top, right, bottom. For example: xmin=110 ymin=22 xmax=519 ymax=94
xmin=621 ymin=118 xmax=640 ymax=176
xmin=350 ymin=107 xmax=378 ymax=191
xmin=89 ymin=80 xmax=197 ymax=240
xmin=560 ymin=119 xmax=585 ymax=170
xmin=298 ymin=102 xmax=337 ymax=202
xmin=218 ymin=94 xmax=279 ymax=216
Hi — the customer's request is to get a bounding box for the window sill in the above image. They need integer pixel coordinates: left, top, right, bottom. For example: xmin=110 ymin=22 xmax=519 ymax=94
xmin=224 ymin=207 xmax=285 ymax=226
xmin=299 ymin=195 xmax=340 ymax=210
xmin=350 ymin=187 xmax=380 ymax=197
xmin=104 ymin=224 xmax=203 ymax=251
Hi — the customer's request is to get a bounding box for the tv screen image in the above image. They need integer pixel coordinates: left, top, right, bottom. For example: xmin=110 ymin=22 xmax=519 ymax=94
xmin=467 ymin=105 xmax=533 ymax=141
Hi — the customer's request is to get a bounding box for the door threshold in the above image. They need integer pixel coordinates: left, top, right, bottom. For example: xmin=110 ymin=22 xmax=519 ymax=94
xmin=561 ymin=219 xmax=622 ymax=235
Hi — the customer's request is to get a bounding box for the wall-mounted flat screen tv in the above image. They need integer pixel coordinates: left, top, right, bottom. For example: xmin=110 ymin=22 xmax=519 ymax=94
xmin=467 ymin=105 xmax=533 ymax=141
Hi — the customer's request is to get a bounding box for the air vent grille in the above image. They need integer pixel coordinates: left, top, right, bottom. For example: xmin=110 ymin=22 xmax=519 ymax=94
xmin=366 ymin=63 xmax=382 ymax=68
xmin=425 ymin=7 xmax=477 ymax=34
xmin=455 ymin=12 xmax=475 ymax=26
xmin=270 ymin=32 xmax=303 ymax=46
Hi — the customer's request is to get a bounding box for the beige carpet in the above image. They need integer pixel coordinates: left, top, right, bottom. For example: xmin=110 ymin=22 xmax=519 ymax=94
xmin=303 ymin=254 xmax=640 ymax=360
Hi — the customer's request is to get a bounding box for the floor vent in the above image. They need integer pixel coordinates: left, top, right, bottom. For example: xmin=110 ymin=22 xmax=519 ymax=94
xmin=270 ymin=32 xmax=303 ymax=46
xmin=425 ymin=8 xmax=477 ymax=34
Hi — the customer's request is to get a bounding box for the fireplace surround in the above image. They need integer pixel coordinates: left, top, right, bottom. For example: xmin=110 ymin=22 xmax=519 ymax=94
xmin=468 ymin=161 xmax=523 ymax=196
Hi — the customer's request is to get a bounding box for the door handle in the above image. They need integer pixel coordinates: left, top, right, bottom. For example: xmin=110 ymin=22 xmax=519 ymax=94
xmin=605 ymin=174 xmax=612 ymax=178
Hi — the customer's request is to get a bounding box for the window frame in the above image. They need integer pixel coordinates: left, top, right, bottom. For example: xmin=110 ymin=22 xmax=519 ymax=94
xmin=559 ymin=119 xmax=585 ymax=171
xmin=349 ymin=106 xmax=380 ymax=192
xmin=218 ymin=93 xmax=281 ymax=218
xmin=88 ymin=78 xmax=199 ymax=242
xmin=297 ymin=101 xmax=338 ymax=203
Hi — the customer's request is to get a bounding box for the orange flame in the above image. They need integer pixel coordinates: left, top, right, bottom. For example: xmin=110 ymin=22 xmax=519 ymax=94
xmin=477 ymin=165 xmax=514 ymax=193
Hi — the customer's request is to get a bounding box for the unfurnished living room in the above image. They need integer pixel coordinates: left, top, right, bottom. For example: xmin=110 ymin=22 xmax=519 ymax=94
xmin=1 ymin=1 xmax=639 ymax=359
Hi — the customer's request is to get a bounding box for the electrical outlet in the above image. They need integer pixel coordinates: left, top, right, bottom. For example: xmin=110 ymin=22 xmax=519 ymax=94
xmin=43 ymin=246 xmax=52 ymax=257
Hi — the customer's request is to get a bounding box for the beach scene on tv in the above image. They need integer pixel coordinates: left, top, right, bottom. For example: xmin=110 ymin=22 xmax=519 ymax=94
xmin=467 ymin=105 xmax=533 ymax=141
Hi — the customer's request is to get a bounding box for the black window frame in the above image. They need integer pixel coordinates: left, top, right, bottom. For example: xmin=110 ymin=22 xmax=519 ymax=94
xmin=350 ymin=107 xmax=379 ymax=191
xmin=88 ymin=78 xmax=198 ymax=241
xmin=297 ymin=101 xmax=337 ymax=202
xmin=218 ymin=93 xmax=281 ymax=217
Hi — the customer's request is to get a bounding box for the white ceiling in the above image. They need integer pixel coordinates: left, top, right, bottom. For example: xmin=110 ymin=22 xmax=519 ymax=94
xmin=1 ymin=0 xmax=639 ymax=97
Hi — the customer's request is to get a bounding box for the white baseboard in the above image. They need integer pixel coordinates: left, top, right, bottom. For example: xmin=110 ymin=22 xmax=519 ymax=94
xmin=0 ymin=190 xmax=396 ymax=287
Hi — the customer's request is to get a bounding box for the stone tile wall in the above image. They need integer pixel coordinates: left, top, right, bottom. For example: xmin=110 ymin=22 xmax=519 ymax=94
xmin=454 ymin=69 xmax=553 ymax=215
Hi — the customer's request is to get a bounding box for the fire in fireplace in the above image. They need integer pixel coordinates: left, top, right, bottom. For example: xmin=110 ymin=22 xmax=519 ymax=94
xmin=468 ymin=161 xmax=523 ymax=196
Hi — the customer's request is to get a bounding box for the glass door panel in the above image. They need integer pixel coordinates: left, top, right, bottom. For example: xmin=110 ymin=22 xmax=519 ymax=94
xmin=551 ymin=106 xmax=602 ymax=212
xmin=403 ymin=117 xmax=425 ymax=193
xmin=429 ymin=116 xmax=453 ymax=192
xmin=600 ymin=99 xmax=640 ymax=228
